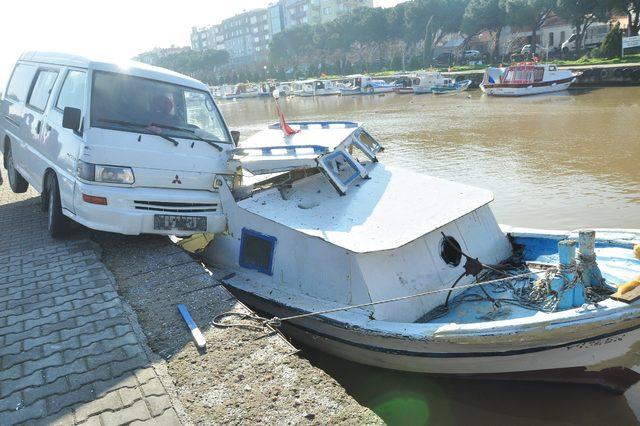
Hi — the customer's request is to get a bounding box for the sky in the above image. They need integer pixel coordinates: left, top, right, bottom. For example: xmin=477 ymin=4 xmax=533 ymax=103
xmin=0 ymin=0 xmax=403 ymax=88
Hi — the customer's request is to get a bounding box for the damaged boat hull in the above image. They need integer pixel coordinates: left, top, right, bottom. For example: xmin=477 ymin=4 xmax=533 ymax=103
xmin=226 ymin=285 xmax=640 ymax=392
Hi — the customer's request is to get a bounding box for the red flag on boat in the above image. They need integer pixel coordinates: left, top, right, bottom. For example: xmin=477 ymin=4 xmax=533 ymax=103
xmin=275 ymin=98 xmax=299 ymax=136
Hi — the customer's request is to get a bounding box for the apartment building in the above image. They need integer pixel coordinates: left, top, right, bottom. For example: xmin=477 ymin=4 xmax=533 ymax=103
xmin=190 ymin=0 xmax=372 ymax=62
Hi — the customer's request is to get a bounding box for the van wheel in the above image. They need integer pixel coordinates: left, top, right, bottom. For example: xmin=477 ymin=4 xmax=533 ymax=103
xmin=5 ymin=144 xmax=29 ymax=193
xmin=45 ymin=174 xmax=69 ymax=238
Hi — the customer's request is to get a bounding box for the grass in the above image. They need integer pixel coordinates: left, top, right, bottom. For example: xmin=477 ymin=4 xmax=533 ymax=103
xmin=554 ymin=53 xmax=640 ymax=67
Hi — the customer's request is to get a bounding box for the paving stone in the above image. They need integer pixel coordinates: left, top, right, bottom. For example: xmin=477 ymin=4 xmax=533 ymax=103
xmin=28 ymin=406 xmax=75 ymax=425
xmin=45 ymin=382 xmax=94 ymax=416
xmin=67 ymin=364 xmax=112 ymax=390
xmin=22 ymin=375 xmax=68 ymax=406
xmin=0 ymin=399 xmax=46 ymax=425
xmin=23 ymin=330 xmax=60 ymax=351
xmin=141 ymin=378 xmax=166 ymax=397
xmin=110 ymin=356 xmax=149 ymax=379
xmin=100 ymin=399 xmax=151 ymax=425
xmin=75 ymin=391 xmax=123 ymax=423
xmin=146 ymin=394 xmax=173 ymax=417
xmin=23 ymin=352 xmax=64 ymax=376
xmin=44 ymin=357 xmax=88 ymax=383
xmin=0 ymin=391 xmax=23 ymax=412
xmin=132 ymin=408 xmax=181 ymax=425
xmin=119 ymin=386 xmax=144 ymax=406
xmin=0 ymin=370 xmax=45 ymax=399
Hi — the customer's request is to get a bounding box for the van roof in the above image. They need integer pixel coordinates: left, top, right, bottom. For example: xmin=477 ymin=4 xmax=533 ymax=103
xmin=18 ymin=51 xmax=207 ymax=90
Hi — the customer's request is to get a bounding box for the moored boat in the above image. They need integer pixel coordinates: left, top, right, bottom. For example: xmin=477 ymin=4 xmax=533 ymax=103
xmin=205 ymin=117 xmax=640 ymax=391
xmin=431 ymin=78 xmax=472 ymax=94
xmin=412 ymin=71 xmax=446 ymax=94
xmin=480 ymin=63 xmax=581 ymax=96
xmin=339 ymin=75 xmax=395 ymax=95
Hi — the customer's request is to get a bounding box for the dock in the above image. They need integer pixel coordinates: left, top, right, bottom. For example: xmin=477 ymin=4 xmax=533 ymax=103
xmin=0 ymin=168 xmax=380 ymax=424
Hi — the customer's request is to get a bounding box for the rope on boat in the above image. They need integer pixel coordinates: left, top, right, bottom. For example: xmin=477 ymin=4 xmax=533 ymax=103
xmin=212 ymin=271 xmax=538 ymax=330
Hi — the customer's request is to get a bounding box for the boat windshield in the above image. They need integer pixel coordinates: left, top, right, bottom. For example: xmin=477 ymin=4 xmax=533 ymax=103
xmin=503 ymin=66 xmax=545 ymax=83
xmin=90 ymin=71 xmax=231 ymax=144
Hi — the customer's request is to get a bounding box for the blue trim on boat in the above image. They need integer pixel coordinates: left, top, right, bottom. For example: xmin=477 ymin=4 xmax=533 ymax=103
xmin=228 ymin=286 xmax=640 ymax=359
xmin=269 ymin=121 xmax=359 ymax=130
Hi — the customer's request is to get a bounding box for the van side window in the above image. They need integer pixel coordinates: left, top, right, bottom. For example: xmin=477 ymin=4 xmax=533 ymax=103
xmin=27 ymin=69 xmax=59 ymax=112
xmin=56 ymin=70 xmax=86 ymax=113
xmin=5 ymin=64 xmax=37 ymax=102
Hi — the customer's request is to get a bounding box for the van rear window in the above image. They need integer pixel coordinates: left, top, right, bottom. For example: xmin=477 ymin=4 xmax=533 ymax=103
xmin=5 ymin=64 xmax=37 ymax=102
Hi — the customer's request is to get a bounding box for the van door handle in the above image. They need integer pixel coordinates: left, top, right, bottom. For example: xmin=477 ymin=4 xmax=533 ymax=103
xmin=35 ymin=121 xmax=42 ymax=134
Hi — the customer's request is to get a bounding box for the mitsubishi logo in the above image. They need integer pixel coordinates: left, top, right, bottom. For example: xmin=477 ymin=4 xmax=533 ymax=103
xmin=172 ymin=175 xmax=182 ymax=184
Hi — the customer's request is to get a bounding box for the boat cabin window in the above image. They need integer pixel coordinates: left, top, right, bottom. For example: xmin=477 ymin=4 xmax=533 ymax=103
xmin=548 ymin=65 xmax=557 ymax=71
xmin=239 ymin=228 xmax=276 ymax=275
xmin=356 ymin=130 xmax=382 ymax=155
xmin=321 ymin=151 xmax=361 ymax=187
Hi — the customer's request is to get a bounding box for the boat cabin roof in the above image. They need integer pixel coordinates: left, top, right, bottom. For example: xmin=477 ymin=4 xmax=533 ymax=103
xmin=238 ymin=165 xmax=494 ymax=253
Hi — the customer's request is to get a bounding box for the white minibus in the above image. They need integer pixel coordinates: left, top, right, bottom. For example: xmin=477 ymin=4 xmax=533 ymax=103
xmin=1 ymin=52 xmax=237 ymax=238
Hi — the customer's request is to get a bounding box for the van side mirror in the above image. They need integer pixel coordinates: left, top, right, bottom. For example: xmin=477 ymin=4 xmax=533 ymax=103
xmin=231 ymin=130 xmax=240 ymax=144
xmin=62 ymin=107 xmax=82 ymax=132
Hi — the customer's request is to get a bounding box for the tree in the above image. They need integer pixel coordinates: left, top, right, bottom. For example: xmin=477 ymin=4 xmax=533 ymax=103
xmin=556 ymin=0 xmax=611 ymax=56
xmin=599 ymin=22 xmax=623 ymax=56
xmin=462 ymin=0 xmax=507 ymax=59
xmin=606 ymin=0 xmax=640 ymax=35
xmin=500 ymin=0 xmax=555 ymax=54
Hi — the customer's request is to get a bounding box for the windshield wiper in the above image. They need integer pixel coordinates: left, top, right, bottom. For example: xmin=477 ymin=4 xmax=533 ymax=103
xmin=97 ymin=118 xmax=179 ymax=146
xmin=150 ymin=123 xmax=224 ymax=152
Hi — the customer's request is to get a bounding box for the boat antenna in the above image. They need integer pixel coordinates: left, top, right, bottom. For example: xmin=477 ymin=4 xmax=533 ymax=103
xmin=272 ymin=90 xmax=299 ymax=137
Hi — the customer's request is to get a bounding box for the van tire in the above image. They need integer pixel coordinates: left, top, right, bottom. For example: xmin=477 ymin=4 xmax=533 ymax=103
xmin=45 ymin=174 xmax=69 ymax=238
xmin=5 ymin=143 xmax=29 ymax=193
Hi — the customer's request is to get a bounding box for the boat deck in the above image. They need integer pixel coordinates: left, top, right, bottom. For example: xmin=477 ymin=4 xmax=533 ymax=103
xmin=422 ymin=244 xmax=640 ymax=325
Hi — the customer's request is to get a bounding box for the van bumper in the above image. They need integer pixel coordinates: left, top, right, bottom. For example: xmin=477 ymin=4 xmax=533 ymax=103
xmin=70 ymin=183 xmax=226 ymax=236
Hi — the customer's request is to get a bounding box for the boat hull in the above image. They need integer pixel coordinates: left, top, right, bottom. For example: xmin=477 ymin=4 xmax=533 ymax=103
xmin=226 ymin=285 xmax=640 ymax=392
xmin=480 ymin=78 xmax=575 ymax=96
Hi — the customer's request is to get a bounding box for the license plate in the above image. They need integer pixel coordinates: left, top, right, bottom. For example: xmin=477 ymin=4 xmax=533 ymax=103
xmin=153 ymin=215 xmax=207 ymax=231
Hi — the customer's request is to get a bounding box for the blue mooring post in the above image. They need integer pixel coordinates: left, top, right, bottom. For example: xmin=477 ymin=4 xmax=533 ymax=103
xmin=553 ymin=240 xmax=578 ymax=310
xmin=578 ymin=229 xmax=603 ymax=288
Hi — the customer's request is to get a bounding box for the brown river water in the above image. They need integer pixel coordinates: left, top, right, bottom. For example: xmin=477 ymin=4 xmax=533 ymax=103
xmin=219 ymin=88 xmax=640 ymax=425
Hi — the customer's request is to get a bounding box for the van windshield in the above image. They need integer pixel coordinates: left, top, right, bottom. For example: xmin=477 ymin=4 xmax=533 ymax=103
xmin=90 ymin=71 xmax=231 ymax=144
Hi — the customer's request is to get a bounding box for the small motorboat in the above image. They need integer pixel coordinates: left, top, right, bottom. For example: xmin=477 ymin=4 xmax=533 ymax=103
xmin=431 ymin=78 xmax=472 ymax=94
xmin=339 ymin=75 xmax=395 ymax=95
xmin=205 ymin=115 xmax=640 ymax=392
xmin=412 ymin=71 xmax=447 ymax=94
xmin=480 ymin=63 xmax=581 ymax=96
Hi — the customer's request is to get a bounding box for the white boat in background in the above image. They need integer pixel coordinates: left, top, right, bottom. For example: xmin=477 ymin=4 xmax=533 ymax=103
xmin=297 ymin=79 xmax=341 ymax=97
xmin=340 ymin=75 xmax=395 ymax=95
xmin=275 ymin=82 xmax=294 ymax=97
xmin=412 ymin=71 xmax=447 ymax=94
xmin=480 ymin=63 xmax=581 ymax=96
xmin=203 ymin=113 xmax=640 ymax=392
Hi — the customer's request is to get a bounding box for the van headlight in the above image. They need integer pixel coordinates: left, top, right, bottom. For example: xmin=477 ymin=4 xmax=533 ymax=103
xmin=77 ymin=160 xmax=135 ymax=184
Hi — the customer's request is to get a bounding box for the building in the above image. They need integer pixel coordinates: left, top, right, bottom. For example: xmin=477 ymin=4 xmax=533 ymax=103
xmin=191 ymin=25 xmax=225 ymax=51
xmin=281 ymin=0 xmax=373 ymax=28
xmin=190 ymin=0 xmax=372 ymax=63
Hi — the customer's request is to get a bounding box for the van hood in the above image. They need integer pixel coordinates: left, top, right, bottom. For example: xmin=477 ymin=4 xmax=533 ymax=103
xmin=82 ymin=127 xmax=232 ymax=190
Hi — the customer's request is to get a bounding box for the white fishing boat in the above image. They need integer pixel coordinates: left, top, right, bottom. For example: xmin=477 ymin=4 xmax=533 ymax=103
xmin=412 ymin=71 xmax=447 ymax=94
xmin=294 ymin=79 xmax=341 ymax=97
xmin=203 ymin=114 xmax=640 ymax=391
xmin=480 ymin=63 xmax=581 ymax=96
xmin=339 ymin=75 xmax=395 ymax=95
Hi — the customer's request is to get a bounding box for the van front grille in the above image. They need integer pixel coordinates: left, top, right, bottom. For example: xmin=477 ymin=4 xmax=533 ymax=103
xmin=133 ymin=200 xmax=219 ymax=213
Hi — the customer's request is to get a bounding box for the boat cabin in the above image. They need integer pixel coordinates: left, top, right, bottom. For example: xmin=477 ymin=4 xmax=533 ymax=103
xmin=500 ymin=63 xmax=561 ymax=84
xmin=212 ymin=122 xmax=512 ymax=323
